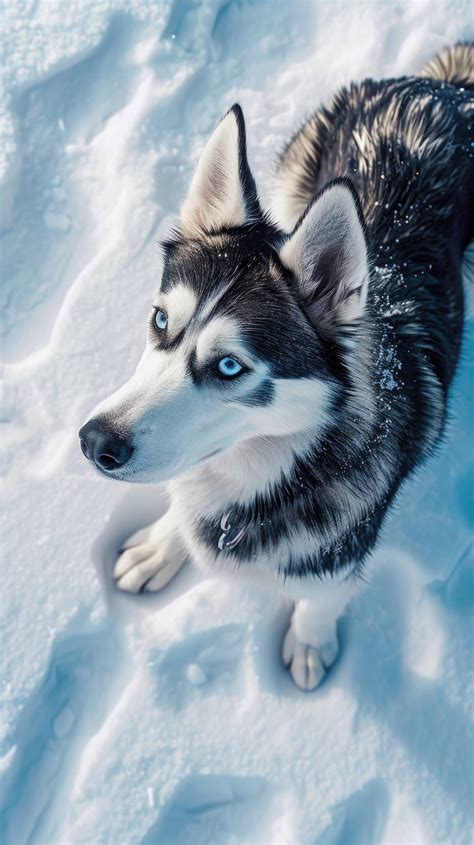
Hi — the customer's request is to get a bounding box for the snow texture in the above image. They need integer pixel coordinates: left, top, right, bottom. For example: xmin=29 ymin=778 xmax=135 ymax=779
xmin=1 ymin=2 xmax=473 ymax=843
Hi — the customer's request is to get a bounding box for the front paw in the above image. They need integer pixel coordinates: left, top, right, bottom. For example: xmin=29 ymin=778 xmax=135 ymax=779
xmin=114 ymin=522 xmax=183 ymax=593
xmin=282 ymin=624 xmax=339 ymax=691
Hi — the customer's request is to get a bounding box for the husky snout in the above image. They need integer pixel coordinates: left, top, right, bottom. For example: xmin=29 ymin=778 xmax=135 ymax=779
xmin=79 ymin=417 xmax=133 ymax=474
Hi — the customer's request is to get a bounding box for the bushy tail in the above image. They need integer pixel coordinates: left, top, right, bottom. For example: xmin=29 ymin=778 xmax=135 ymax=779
xmin=419 ymin=42 xmax=473 ymax=89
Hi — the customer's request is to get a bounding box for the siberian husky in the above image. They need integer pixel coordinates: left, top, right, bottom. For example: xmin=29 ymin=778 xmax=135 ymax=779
xmin=80 ymin=44 xmax=473 ymax=690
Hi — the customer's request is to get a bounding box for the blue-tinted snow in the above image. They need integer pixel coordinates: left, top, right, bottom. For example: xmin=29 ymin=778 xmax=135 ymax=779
xmin=1 ymin=2 xmax=473 ymax=844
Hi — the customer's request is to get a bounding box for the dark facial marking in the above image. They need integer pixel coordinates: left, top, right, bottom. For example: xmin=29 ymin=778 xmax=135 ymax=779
xmin=239 ymin=379 xmax=275 ymax=407
xmin=160 ymin=224 xmax=352 ymax=388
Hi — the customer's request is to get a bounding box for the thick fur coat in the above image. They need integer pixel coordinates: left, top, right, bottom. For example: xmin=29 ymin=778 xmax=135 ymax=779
xmin=80 ymin=44 xmax=474 ymax=689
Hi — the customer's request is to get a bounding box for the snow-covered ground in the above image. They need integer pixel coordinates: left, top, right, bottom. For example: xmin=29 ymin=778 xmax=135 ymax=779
xmin=1 ymin=1 xmax=473 ymax=843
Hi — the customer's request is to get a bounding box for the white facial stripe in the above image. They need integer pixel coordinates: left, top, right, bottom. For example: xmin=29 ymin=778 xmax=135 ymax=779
xmin=98 ymin=349 xmax=188 ymax=424
xmin=244 ymin=377 xmax=333 ymax=437
xmin=195 ymin=315 xmax=247 ymax=365
xmin=197 ymin=278 xmax=236 ymax=323
xmin=159 ymin=284 xmax=198 ymax=339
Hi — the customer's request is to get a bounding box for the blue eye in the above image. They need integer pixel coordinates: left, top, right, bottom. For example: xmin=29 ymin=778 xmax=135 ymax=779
xmin=154 ymin=308 xmax=168 ymax=331
xmin=217 ymin=356 xmax=245 ymax=379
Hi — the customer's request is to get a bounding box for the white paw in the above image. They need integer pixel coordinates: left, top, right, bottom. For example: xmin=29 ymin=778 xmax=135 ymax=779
xmin=114 ymin=520 xmax=183 ymax=594
xmin=282 ymin=625 xmax=339 ymax=691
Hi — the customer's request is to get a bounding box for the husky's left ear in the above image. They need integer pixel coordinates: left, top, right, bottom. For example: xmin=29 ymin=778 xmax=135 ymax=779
xmin=180 ymin=104 xmax=261 ymax=236
xmin=280 ymin=180 xmax=369 ymax=325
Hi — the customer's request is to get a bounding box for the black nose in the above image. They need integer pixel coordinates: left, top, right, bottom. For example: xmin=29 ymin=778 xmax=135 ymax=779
xmin=79 ymin=419 xmax=133 ymax=472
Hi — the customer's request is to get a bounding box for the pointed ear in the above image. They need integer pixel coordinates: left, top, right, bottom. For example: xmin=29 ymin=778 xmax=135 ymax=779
xmin=280 ymin=180 xmax=369 ymax=325
xmin=180 ymin=104 xmax=261 ymax=236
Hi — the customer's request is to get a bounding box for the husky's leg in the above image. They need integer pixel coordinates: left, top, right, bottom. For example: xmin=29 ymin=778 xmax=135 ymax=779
xmin=282 ymin=576 xmax=359 ymax=691
xmin=114 ymin=507 xmax=185 ymax=593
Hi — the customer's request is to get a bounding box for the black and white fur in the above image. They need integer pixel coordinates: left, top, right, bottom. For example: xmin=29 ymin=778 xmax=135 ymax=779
xmin=80 ymin=45 xmax=474 ymax=690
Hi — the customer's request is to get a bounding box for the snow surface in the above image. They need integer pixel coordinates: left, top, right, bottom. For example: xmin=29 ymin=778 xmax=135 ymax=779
xmin=1 ymin=2 xmax=473 ymax=843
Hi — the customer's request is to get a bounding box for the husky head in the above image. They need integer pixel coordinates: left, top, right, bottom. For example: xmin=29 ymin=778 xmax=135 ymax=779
xmin=79 ymin=105 xmax=369 ymax=484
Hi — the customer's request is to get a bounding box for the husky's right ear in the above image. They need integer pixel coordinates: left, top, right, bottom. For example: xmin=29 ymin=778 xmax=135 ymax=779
xmin=180 ymin=104 xmax=261 ymax=236
xmin=280 ymin=180 xmax=369 ymax=326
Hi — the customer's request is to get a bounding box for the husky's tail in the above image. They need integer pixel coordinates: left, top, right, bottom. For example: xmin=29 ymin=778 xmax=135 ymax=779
xmin=421 ymin=43 xmax=474 ymax=260
xmin=419 ymin=42 xmax=473 ymax=89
